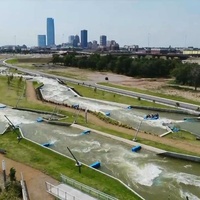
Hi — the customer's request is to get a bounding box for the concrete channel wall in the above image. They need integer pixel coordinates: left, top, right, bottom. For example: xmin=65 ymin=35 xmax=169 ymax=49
xmin=159 ymin=152 xmax=200 ymax=163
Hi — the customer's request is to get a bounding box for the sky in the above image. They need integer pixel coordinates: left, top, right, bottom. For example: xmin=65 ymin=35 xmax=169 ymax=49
xmin=0 ymin=0 xmax=200 ymax=48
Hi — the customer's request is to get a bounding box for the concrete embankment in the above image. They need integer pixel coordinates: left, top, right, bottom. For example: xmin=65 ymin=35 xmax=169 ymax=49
xmin=129 ymin=105 xmax=200 ymax=116
xmin=158 ymin=152 xmax=200 ymax=163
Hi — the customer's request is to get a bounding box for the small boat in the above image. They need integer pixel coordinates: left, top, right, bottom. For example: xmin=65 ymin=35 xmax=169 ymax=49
xmin=144 ymin=113 xmax=159 ymax=120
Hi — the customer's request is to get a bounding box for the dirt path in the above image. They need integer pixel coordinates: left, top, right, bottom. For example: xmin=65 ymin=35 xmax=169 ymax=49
xmin=0 ymin=154 xmax=57 ymax=200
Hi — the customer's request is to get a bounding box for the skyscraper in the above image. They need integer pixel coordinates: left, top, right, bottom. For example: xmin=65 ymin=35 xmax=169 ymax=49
xmin=47 ymin=18 xmax=55 ymax=46
xmin=38 ymin=35 xmax=46 ymax=47
xmin=81 ymin=30 xmax=88 ymax=48
xmin=100 ymin=35 xmax=107 ymax=46
xmin=68 ymin=35 xmax=75 ymax=44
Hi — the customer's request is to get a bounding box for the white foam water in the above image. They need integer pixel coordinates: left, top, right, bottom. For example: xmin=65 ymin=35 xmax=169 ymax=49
xmin=165 ymin=172 xmax=200 ymax=187
xmin=180 ymin=190 xmax=200 ymax=200
xmin=130 ymin=163 xmax=163 ymax=187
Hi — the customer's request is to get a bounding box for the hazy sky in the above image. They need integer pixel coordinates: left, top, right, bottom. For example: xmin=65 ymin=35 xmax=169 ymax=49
xmin=0 ymin=0 xmax=199 ymax=47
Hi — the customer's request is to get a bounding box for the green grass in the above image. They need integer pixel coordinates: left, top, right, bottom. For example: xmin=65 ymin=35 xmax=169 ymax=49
xmin=32 ymin=81 xmax=43 ymax=89
xmin=47 ymin=70 xmax=87 ymax=80
xmin=68 ymin=82 xmax=173 ymax=109
xmin=100 ymin=82 xmax=200 ymax=106
xmin=7 ymin=57 xmax=52 ymax=64
xmin=6 ymin=58 xmax=18 ymax=64
xmin=0 ymin=131 xmax=141 ymax=200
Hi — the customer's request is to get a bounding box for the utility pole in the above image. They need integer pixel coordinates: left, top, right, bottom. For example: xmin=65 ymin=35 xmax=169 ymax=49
xmin=67 ymin=147 xmax=82 ymax=173
xmin=133 ymin=120 xmax=143 ymax=141
xmin=2 ymin=160 xmax=6 ymax=188
xmin=85 ymin=107 xmax=88 ymax=124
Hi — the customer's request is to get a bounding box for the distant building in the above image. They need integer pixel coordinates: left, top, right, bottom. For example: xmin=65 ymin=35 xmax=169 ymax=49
xmin=73 ymin=35 xmax=80 ymax=47
xmin=81 ymin=30 xmax=88 ymax=48
xmin=92 ymin=40 xmax=98 ymax=50
xmin=108 ymin=40 xmax=119 ymax=51
xmin=38 ymin=35 xmax=46 ymax=47
xmin=100 ymin=35 xmax=107 ymax=46
xmin=74 ymin=35 xmax=80 ymax=43
xmin=47 ymin=18 xmax=55 ymax=46
xmin=68 ymin=35 xmax=75 ymax=44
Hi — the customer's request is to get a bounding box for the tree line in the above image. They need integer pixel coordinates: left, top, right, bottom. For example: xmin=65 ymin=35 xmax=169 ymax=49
xmin=52 ymin=54 xmax=200 ymax=90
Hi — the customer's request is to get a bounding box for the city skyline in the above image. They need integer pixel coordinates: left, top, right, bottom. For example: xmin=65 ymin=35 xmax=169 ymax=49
xmin=0 ymin=0 xmax=200 ymax=47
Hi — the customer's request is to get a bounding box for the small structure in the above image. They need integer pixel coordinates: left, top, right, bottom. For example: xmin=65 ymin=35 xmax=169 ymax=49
xmin=132 ymin=145 xmax=141 ymax=152
xmin=105 ymin=112 xmax=110 ymax=116
xmin=41 ymin=142 xmax=54 ymax=147
xmin=37 ymin=117 xmax=43 ymax=122
xmin=127 ymin=105 xmax=133 ymax=109
xmin=81 ymin=130 xmax=91 ymax=135
xmin=72 ymin=104 xmax=79 ymax=109
xmin=90 ymin=161 xmax=101 ymax=169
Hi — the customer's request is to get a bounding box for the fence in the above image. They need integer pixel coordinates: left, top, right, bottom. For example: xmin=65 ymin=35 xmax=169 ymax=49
xmin=45 ymin=181 xmax=81 ymax=200
xmin=60 ymin=174 xmax=118 ymax=200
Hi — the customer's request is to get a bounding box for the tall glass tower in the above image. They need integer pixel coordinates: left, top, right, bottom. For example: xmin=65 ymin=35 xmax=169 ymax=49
xmin=81 ymin=30 xmax=88 ymax=48
xmin=38 ymin=35 xmax=46 ymax=47
xmin=100 ymin=35 xmax=107 ymax=46
xmin=47 ymin=18 xmax=55 ymax=46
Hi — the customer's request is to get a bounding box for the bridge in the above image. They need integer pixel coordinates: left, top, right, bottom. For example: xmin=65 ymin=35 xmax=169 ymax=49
xmin=61 ymin=51 xmax=189 ymax=60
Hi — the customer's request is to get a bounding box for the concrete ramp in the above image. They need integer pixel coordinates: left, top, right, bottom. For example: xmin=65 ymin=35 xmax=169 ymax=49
xmin=46 ymin=182 xmax=97 ymax=200
xmin=0 ymin=104 xmax=6 ymax=108
xmin=0 ymin=123 xmax=8 ymax=135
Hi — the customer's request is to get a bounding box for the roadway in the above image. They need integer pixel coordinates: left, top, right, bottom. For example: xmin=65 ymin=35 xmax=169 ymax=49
xmin=2 ymin=59 xmax=200 ymax=114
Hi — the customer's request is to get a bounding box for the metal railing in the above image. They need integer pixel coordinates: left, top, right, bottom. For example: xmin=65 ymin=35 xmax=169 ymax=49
xmin=45 ymin=181 xmax=81 ymax=200
xmin=60 ymin=174 xmax=118 ymax=200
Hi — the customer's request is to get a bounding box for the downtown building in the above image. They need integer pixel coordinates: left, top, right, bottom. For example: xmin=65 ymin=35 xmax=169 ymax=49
xmin=38 ymin=35 xmax=46 ymax=47
xmin=47 ymin=18 xmax=55 ymax=47
xmin=81 ymin=30 xmax=88 ymax=48
xmin=100 ymin=35 xmax=107 ymax=46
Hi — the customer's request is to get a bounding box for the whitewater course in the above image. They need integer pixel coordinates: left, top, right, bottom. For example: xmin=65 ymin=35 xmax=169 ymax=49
xmin=0 ymin=67 xmax=200 ymax=200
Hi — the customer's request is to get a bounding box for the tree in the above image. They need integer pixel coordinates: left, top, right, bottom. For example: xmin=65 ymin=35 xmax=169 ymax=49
xmin=52 ymin=54 xmax=61 ymax=64
xmin=9 ymin=167 xmax=16 ymax=182
xmin=190 ymin=64 xmax=200 ymax=91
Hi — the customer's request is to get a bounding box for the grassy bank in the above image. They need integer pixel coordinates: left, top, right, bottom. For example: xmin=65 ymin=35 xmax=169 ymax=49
xmin=67 ymin=82 xmax=172 ymax=109
xmin=0 ymin=131 xmax=142 ymax=200
xmin=100 ymin=82 xmax=200 ymax=106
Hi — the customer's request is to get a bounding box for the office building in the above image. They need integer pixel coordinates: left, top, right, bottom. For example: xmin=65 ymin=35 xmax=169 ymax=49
xmin=68 ymin=35 xmax=75 ymax=44
xmin=100 ymin=35 xmax=107 ymax=46
xmin=81 ymin=30 xmax=88 ymax=48
xmin=74 ymin=35 xmax=80 ymax=44
xmin=38 ymin=35 xmax=46 ymax=47
xmin=47 ymin=18 xmax=55 ymax=46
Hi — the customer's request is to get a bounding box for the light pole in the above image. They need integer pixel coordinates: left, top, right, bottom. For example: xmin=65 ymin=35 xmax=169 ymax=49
xmin=2 ymin=160 xmax=6 ymax=187
xmin=85 ymin=107 xmax=88 ymax=124
xmin=133 ymin=119 xmax=143 ymax=141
